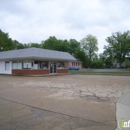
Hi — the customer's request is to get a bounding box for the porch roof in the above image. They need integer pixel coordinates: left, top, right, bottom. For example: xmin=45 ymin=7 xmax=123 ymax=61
xmin=0 ymin=48 xmax=77 ymax=61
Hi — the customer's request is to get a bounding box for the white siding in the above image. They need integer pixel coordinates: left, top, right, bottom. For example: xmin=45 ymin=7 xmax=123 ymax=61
xmin=0 ymin=61 xmax=12 ymax=74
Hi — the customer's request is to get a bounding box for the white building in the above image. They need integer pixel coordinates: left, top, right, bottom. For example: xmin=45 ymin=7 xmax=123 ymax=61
xmin=0 ymin=48 xmax=81 ymax=75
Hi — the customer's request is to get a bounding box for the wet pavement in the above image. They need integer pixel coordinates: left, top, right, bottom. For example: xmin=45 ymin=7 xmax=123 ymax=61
xmin=0 ymin=75 xmax=130 ymax=130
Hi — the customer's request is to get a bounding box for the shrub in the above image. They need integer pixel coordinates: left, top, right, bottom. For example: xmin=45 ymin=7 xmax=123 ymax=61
xmin=124 ymin=59 xmax=130 ymax=68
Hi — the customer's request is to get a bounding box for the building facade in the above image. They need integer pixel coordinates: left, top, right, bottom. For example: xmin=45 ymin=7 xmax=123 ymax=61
xmin=68 ymin=61 xmax=82 ymax=69
xmin=0 ymin=48 xmax=81 ymax=75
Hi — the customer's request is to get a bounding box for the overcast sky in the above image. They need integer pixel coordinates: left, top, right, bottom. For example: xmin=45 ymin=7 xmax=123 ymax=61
xmin=0 ymin=0 xmax=130 ymax=53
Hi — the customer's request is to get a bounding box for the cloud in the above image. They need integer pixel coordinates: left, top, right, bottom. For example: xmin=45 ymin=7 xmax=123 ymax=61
xmin=0 ymin=0 xmax=130 ymax=53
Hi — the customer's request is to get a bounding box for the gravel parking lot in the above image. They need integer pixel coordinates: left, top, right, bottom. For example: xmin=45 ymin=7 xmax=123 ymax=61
xmin=0 ymin=75 xmax=130 ymax=130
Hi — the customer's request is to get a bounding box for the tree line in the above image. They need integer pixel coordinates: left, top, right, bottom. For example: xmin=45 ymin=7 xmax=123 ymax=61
xmin=0 ymin=29 xmax=130 ymax=68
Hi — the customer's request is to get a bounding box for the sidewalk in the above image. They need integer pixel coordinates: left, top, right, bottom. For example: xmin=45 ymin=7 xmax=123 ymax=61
xmin=115 ymin=89 xmax=130 ymax=130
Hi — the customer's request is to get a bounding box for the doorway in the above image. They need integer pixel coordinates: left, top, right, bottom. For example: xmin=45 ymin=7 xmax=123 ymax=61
xmin=50 ymin=62 xmax=57 ymax=73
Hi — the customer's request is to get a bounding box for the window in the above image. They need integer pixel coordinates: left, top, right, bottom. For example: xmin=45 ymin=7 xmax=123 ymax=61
xmin=42 ymin=61 xmax=48 ymax=69
xmin=57 ymin=62 xmax=65 ymax=68
xmin=23 ymin=61 xmax=32 ymax=69
xmin=18 ymin=62 xmax=22 ymax=69
xmin=5 ymin=61 xmax=9 ymax=71
xmin=12 ymin=62 xmax=17 ymax=69
xmin=12 ymin=61 xmax=22 ymax=69
xmin=34 ymin=61 xmax=48 ymax=69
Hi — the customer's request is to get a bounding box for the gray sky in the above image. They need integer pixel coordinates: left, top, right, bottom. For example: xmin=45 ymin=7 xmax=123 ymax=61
xmin=0 ymin=0 xmax=130 ymax=53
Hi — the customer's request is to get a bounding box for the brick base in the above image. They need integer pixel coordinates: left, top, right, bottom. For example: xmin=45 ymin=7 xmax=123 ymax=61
xmin=12 ymin=69 xmax=68 ymax=75
xmin=57 ymin=69 xmax=68 ymax=74
xmin=12 ymin=69 xmax=49 ymax=75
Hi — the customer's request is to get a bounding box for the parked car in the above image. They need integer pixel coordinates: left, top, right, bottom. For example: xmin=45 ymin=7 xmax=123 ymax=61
xmin=68 ymin=66 xmax=79 ymax=70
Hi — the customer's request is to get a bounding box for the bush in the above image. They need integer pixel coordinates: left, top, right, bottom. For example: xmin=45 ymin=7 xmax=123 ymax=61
xmin=124 ymin=59 xmax=130 ymax=68
xmin=91 ymin=59 xmax=105 ymax=68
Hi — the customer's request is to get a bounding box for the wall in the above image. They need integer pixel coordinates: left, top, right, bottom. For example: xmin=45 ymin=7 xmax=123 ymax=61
xmin=57 ymin=69 xmax=68 ymax=74
xmin=12 ymin=69 xmax=68 ymax=75
xmin=68 ymin=61 xmax=82 ymax=68
xmin=0 ymin=61 xmax=12 ymax=74
xmin=12 ymin=69 xmax=49 ymax=75
xmin=68 ymin=61 xmax=72 ymax=68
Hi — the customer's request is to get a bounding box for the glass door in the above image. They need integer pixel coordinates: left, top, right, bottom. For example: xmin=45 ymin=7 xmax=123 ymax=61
xmin=50 ymin=62 xmax=57 ymax=73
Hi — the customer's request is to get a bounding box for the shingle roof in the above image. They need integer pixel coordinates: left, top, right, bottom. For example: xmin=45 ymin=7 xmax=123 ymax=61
xmin=0 ymin=48 xmax=77 ymax=61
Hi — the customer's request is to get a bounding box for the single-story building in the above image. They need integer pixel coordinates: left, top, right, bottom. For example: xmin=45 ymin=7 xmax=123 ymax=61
xmin=0 ymin=47 xmax=82 ymax=75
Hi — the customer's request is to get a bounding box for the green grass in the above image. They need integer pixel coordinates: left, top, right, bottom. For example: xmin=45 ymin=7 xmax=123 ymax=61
xmin=69 ymin=70 xmax=130 ymax=75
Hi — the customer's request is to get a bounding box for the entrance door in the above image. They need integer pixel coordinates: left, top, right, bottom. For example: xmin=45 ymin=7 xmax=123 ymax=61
xmin=50 ymin=62 xmax=57 ymax=73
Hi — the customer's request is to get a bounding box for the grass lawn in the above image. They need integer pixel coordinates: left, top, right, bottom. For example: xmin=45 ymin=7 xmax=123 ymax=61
xmin=69 ymin=70 xmax=130 ymax=75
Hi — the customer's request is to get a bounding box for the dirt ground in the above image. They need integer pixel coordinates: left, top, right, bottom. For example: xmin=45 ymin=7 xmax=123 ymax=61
xmin=0 ymin=75 xmax=130 ymax=130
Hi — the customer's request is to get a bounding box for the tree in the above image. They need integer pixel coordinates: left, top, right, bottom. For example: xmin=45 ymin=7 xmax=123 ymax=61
xmin=91 ymin=59 xmax=104 ymax=68
xmin=80 ymin=34 xmax=98 ymax=67
xmin=0 ymin=29 xmax=14 ymax=51
xmin=41 ymin=36 xmax=69 ymax=52
xmin=105 ymin=31 xmax=130 ymax=67
xmin=124 ymin=59 xmax=130 ymax=68
xmin=41 ymin=36 xmax=58 ymax=50
xmin=75 ymin=49 xmax=89 ymax=67
xmin=68 ymin=39 xmax=80 ymax=55
xmin=99 ymin=46 xmax=114 ymax=68
xmin=57 ymin=39 xmax=69 ymax=52
xmin=13 ymin=40 xmax=25 ymax=49
xmin=28 ymin=43 xmax=41 ymax=48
